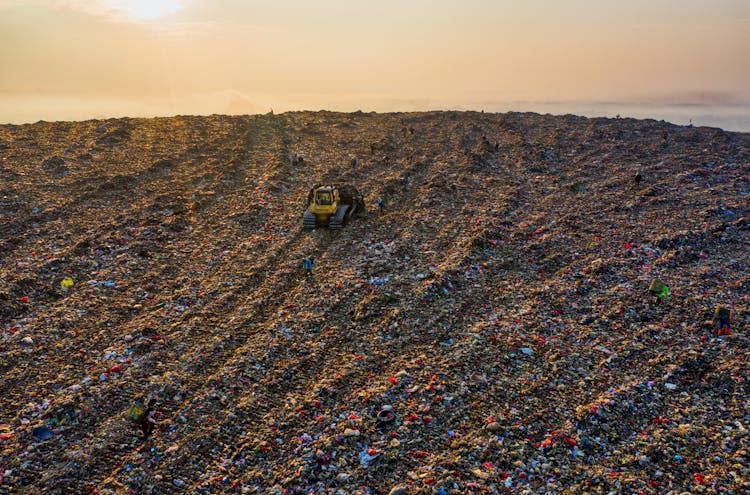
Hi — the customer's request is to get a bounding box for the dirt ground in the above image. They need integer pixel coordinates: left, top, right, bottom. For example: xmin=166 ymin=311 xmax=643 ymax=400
xmin=1 ymin=111 xmax=749 ymax=494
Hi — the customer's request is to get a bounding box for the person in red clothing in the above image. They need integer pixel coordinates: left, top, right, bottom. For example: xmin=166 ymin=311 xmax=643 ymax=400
xmin=713 ymin=305 xmax=732 ymax=336
xmin=140 ymin=398 xmax=159 ymax=440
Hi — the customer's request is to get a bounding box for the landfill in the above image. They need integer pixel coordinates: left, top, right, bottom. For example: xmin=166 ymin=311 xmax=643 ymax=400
xmin=0 ymin=111 xmax=748 ymax=494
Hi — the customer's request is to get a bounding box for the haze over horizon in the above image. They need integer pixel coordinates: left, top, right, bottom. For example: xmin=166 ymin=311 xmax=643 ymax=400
xmin=1 ymin=0 xmax=749 ymax=129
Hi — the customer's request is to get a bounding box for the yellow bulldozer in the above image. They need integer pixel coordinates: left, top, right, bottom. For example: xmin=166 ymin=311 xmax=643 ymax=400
xmin=303 ymin=184 xmax=365 ymax=229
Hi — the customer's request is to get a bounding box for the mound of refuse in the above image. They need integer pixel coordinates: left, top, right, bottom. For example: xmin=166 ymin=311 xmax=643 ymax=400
xmin=0 ymin=111 xmax=748 ymax=494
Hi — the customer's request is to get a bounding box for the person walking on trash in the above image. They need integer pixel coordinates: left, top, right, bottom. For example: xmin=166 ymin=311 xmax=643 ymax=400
xmin=649 ymin=280 xmax=669 ymax=306
xmin=303 ymin=256 xmax=314 ymax=277
xmin=713 ymin=304 xmax=732 ymax=336
xmin=140 ymin=398 xmax=159 ymax=440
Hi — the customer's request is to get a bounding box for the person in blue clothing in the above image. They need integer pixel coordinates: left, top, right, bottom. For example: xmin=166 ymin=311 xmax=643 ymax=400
xmin=303 ymin=256 xmax=314 ymax=277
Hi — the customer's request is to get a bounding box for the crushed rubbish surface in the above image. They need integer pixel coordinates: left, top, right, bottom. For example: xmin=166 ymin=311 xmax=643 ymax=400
xmin=1 ymin=111 xmax=749 ymax=494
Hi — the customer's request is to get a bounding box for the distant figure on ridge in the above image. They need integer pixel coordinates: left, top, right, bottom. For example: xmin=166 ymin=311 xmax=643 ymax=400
xmin=635 ymin=170 xmax=643 ymax=184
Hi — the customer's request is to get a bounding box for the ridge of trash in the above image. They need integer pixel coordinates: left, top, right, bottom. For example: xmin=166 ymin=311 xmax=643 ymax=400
xmin=1 ymin=110 xmax=748 ymax=494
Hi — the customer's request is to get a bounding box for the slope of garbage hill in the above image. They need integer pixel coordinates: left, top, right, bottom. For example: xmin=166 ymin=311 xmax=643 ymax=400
xmin=1 ymin=111 xmax=749 ymax=495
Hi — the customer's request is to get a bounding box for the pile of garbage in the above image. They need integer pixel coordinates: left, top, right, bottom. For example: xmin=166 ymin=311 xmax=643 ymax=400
xmin=1 ymin=111 xmax=748 ymax=494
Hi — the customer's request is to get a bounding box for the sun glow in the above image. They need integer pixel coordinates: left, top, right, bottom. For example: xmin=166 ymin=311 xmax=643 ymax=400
xmin=106 ymin=0 xmax=184 ymax=21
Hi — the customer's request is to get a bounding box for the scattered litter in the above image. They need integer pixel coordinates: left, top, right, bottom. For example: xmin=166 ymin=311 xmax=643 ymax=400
xmin=0 ymin=112 xmax=747 ymax=495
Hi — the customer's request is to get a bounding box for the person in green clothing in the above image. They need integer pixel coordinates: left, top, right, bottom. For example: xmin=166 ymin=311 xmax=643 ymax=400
xmin=649 ymin=280 xmax=669 ymax=306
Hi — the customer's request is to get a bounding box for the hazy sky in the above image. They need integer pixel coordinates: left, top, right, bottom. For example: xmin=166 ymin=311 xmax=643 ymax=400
xmin=1 ymin=0 xmax=749 ymax=123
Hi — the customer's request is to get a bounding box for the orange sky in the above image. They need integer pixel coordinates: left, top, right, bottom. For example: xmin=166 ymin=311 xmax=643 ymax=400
xmin=1 ymin=0 xmax=749 ymax=123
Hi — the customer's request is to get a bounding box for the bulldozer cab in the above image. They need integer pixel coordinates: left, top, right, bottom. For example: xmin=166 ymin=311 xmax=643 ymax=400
xmin=315 ymin=190 xmax=333 ymax=205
